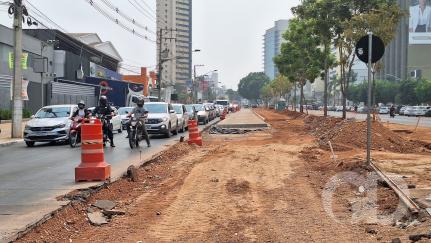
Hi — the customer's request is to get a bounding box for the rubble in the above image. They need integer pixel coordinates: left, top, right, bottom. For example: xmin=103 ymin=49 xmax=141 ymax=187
xmin=87 ymin=212 xmax=108 ymax=226
xmin=93 ymin=200 xmax=116 ymax=211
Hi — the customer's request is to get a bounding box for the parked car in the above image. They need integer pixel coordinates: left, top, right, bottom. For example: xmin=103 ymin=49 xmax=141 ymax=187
xmin=88 ymin=107 xmax=122 ymax=133
xmin=413 ymin=106 xmax=431 ymax=116
xmin=24 ymin=105 xmax=77 ymax=147
xmin=357 ymin=106 xmax=368 ymax=113
xmin=185 ymin=104 xmax=197 ymax=120
xmin=215 ymin=105 xmax=224 ymax=116
xmin=204 ymin=103 xmax=217 ymax=120
xmin=404 ymin=106 xmax=416 ymax=117
xmin=379 ymin=107 xmax=390 ymax=114
xmin=425 ymin=110 xmax=431 ymax=117
xmin=193 ymin=104 xmax=209 ymax=124
xmin=172 ymin=104 xmax=189 ymax=133
xmin=398 ymin=106 xmax=406 ymax=115
xmin=144 ymin=102 xmax=179 ymax=138
xmin=118 ymin=107 xmax=133 ymax=130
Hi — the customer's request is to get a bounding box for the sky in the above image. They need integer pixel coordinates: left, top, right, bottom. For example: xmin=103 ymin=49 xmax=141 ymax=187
xmin=0 ymin=0 xmax=300 ymax=90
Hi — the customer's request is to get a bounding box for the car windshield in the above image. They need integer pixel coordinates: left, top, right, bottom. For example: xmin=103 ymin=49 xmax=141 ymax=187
xmin=173 ymin=105 xmax=183 ymax=114
xmin=118 ymin=107 xmax=133 ymax=115
xmin=185 ymin=105 xmax=194 ymax=112
xmin=35 ymin=107 xmax=71 ymax=118
xmin=216 ymin=100 xmax=229 ymax=106
xmin=145 ymin=104 xmax=167 ymax=113
xmin=194 ymin=104 xmax=204 ymax=111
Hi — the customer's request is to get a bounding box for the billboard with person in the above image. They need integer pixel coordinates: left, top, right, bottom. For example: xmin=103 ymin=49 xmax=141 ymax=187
xmin=410 ymin=0 xmax=431 ymax=44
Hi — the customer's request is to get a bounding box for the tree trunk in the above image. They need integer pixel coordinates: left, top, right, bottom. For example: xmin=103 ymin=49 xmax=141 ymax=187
xmin=323 ymin=43 xmax=329 ymax=117
xmin=294 ymin=81 xmax=297 ymax=112
xmin=300 ymin=83 xmax=304 ymax=113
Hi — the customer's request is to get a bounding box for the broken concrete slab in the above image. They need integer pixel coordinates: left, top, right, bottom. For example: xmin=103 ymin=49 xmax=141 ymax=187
xmin=103 ymin=209 xmax=126 ymax=218
xmin=87 ymin=212 xmax=108 ymax=226
xmin=93 ymin=200 xmax=116 ymax=210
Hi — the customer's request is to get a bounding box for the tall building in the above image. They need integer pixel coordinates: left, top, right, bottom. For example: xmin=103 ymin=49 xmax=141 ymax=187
xmin=377 ymin=0 xmax=409 ymax=81
xmin=263 ymin=20 xmax=290 ymax=80
xmin=156 ymin=0 xmax=192 ymax=88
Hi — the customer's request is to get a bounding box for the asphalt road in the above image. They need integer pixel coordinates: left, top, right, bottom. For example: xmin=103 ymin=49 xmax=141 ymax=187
xmin=307 ymin=110 xmax=431 ymax=128
xmin=0 ymin=119 xmax=218 ymax=241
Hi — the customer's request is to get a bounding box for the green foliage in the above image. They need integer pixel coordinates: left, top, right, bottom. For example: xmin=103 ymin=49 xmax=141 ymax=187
xmin=349 ymin=80 xmax=399 ymax=104
xmin=396 ymin=80 xmax=418 ymax=105
xmin=416 ymin=80 xmax=431 ymax=104
xmin=226 ymin=89 xmax=240 ymax=102
xmin=237 ymin=72 xmax=270 ymax=102
xmin=0 ymin=109 xmax=32 ymax=120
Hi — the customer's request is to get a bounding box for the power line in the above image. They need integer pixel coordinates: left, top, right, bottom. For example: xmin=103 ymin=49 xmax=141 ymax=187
xmin=85 ymin=0 xmax=156 ymax=43
xmin=137 ymin=0 xmax=156 ymax=15
xmin=99 ymin=0 xmax=156 ymax=35
xmin=127 ymin=0 xmax=156 ymax=22
xmin=26 ymin=1 xmax=68 ymax=33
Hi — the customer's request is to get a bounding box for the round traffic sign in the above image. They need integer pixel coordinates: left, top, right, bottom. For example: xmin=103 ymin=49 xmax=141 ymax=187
xmin=355 ymin=35 xmax=385 ymax=64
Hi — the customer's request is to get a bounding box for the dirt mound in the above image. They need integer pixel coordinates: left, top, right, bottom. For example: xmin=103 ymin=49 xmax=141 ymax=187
xmin=304 ymin=115 xmax=425 ymax=153
xmin=280 ymin=110 xmax=307 ymax=119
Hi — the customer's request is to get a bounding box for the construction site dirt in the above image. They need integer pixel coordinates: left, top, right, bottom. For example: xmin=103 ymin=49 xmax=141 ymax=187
xmin=15 ymin=109 xmax=431 ymax=242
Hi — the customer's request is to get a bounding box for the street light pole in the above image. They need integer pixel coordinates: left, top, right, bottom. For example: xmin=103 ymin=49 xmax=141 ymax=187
xmin=366 ymin=32 xmax=373 ymax=165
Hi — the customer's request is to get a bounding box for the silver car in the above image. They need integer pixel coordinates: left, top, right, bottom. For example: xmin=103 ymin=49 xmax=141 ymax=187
xmin=24 ymin=105 xmax=77 ymax=147
xmin=172 ymin=104 xmax=189 ymax=133
xmin=144 ymin=102 xmax=179 ymax=138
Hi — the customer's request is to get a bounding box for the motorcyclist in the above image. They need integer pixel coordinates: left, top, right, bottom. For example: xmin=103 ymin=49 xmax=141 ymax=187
xmin=93 ymin=96 xmax=115 ymax=147
xmin=126 ymin=97 xmax=151 ymax=147
xmin=72 ymin=100 xmax=90 ymax=119
xmin=390 ymin=105 xmax=396 ymax=118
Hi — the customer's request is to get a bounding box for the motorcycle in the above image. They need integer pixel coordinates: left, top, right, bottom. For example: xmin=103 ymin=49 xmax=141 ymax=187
xmin=69 ymin=117 xmax=84 ymax=148
xmin=128 ymin=112 xmax=148 ymax=149
xmin=99 ymin=115 xmax=113 ymax=147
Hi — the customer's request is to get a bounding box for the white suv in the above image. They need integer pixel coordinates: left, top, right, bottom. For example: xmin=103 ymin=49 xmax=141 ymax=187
xmin=144 ymin=102 xmax=179 ymax=138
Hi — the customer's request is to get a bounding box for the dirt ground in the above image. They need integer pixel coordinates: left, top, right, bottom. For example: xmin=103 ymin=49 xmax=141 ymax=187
xmin=16 ymin=109 xmax=431 ymax=242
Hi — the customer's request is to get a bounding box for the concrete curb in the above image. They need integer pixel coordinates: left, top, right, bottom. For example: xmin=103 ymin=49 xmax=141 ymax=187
xmin=251 ymin=109 xmax=271 ymax=128
xmin=0 ymin=139 xmax=23 ymax=147
xmin=6 ymin=119 xmax=218 ymax=242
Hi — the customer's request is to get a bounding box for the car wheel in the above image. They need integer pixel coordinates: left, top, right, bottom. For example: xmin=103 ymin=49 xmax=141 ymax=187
xmin=173 ymin=123 xmax=179 ymax=135
xmin=25 ymin=141 xmax=35 ymax=147
xmin=118 ymin=128 xmax=122 ymax=133
xmin=180 ymin=123 xmax=185 ymax=133
xmin=165 ymin=124 xmax=172 ymax=138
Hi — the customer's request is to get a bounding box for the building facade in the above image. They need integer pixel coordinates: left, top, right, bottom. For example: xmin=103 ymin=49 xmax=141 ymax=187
xmin=263 ymin=20 xmax=289 ymax=80
xmin=156 ymin=0 xmax=192 ymax=87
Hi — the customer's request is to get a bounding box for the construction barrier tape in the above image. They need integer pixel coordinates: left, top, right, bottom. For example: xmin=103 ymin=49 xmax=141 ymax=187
xmin=82 ymin=139 xmax=103 ymax=145
xmin=81 ymin=149 xmax=105 ymax=154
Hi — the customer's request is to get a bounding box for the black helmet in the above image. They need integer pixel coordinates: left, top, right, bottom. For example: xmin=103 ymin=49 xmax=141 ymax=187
xmin=137 ymin=97 xmax=145 ymax=107
xmin=99 ymin=95 xmax=107 ymax=106
xmin=78 ymin=100 xmax=85 ymax=109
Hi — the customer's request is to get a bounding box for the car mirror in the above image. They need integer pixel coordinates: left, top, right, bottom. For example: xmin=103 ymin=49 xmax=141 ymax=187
xmin=170 ymin=110 xmax=176 ymax=114
xmin=31 ymin=115 xmax=35 ymax=119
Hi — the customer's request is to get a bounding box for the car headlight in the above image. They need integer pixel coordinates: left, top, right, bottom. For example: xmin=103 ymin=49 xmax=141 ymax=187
xmin=25 ymin=125 xmax=31 ymax=130
xmin=54 ymin=123 xmax=66 ymax=129
xmin=162 ymin=117 xmax=169 ymax=122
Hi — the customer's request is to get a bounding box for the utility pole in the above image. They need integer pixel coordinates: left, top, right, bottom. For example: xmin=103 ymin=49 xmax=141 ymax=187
xmin=158 ymin=29 xmax=163 ymax=102
xmin=157 ymin=28 xmax=176 ymax=102
xmin=12 ymin=0 xmax=23 ymax=138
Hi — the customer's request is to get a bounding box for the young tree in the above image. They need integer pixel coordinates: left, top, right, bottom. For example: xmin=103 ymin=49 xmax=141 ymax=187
xmin=260 ymin=83 xmax=274 ymax=108
xmin=336 ymin=1 xmax=405 ymax=118
xmin=274 ymin=18 xmax=324 ymax=113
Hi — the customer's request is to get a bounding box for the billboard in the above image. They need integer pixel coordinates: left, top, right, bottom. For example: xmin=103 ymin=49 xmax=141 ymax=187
xmin=409 ymin=0 xmax=431 ymax=44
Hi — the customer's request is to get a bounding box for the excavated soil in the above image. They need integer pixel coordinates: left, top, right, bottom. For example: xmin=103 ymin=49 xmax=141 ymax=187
xmin=15 ymin=109 xmax=431 ymax=242
xmin=303 ymin=114 xmax=429 ymax=153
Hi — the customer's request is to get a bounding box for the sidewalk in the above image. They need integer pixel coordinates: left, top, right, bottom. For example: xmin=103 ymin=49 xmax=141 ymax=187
xmin=217 ymin=108 xmax=268 ymax=129
xmin=0 ymin=122 xmax=26 ymax=146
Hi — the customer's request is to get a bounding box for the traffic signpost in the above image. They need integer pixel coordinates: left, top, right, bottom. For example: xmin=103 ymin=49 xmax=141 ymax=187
xmin=355 ymin=33 xmax=385 ymax=165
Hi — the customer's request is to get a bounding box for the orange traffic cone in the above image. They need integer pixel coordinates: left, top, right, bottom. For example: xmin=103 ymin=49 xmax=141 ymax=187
xmin=188 ymin=120 xmax=202 ymax=146
xmin=75 ymin=119 xmax=111 ymax=182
